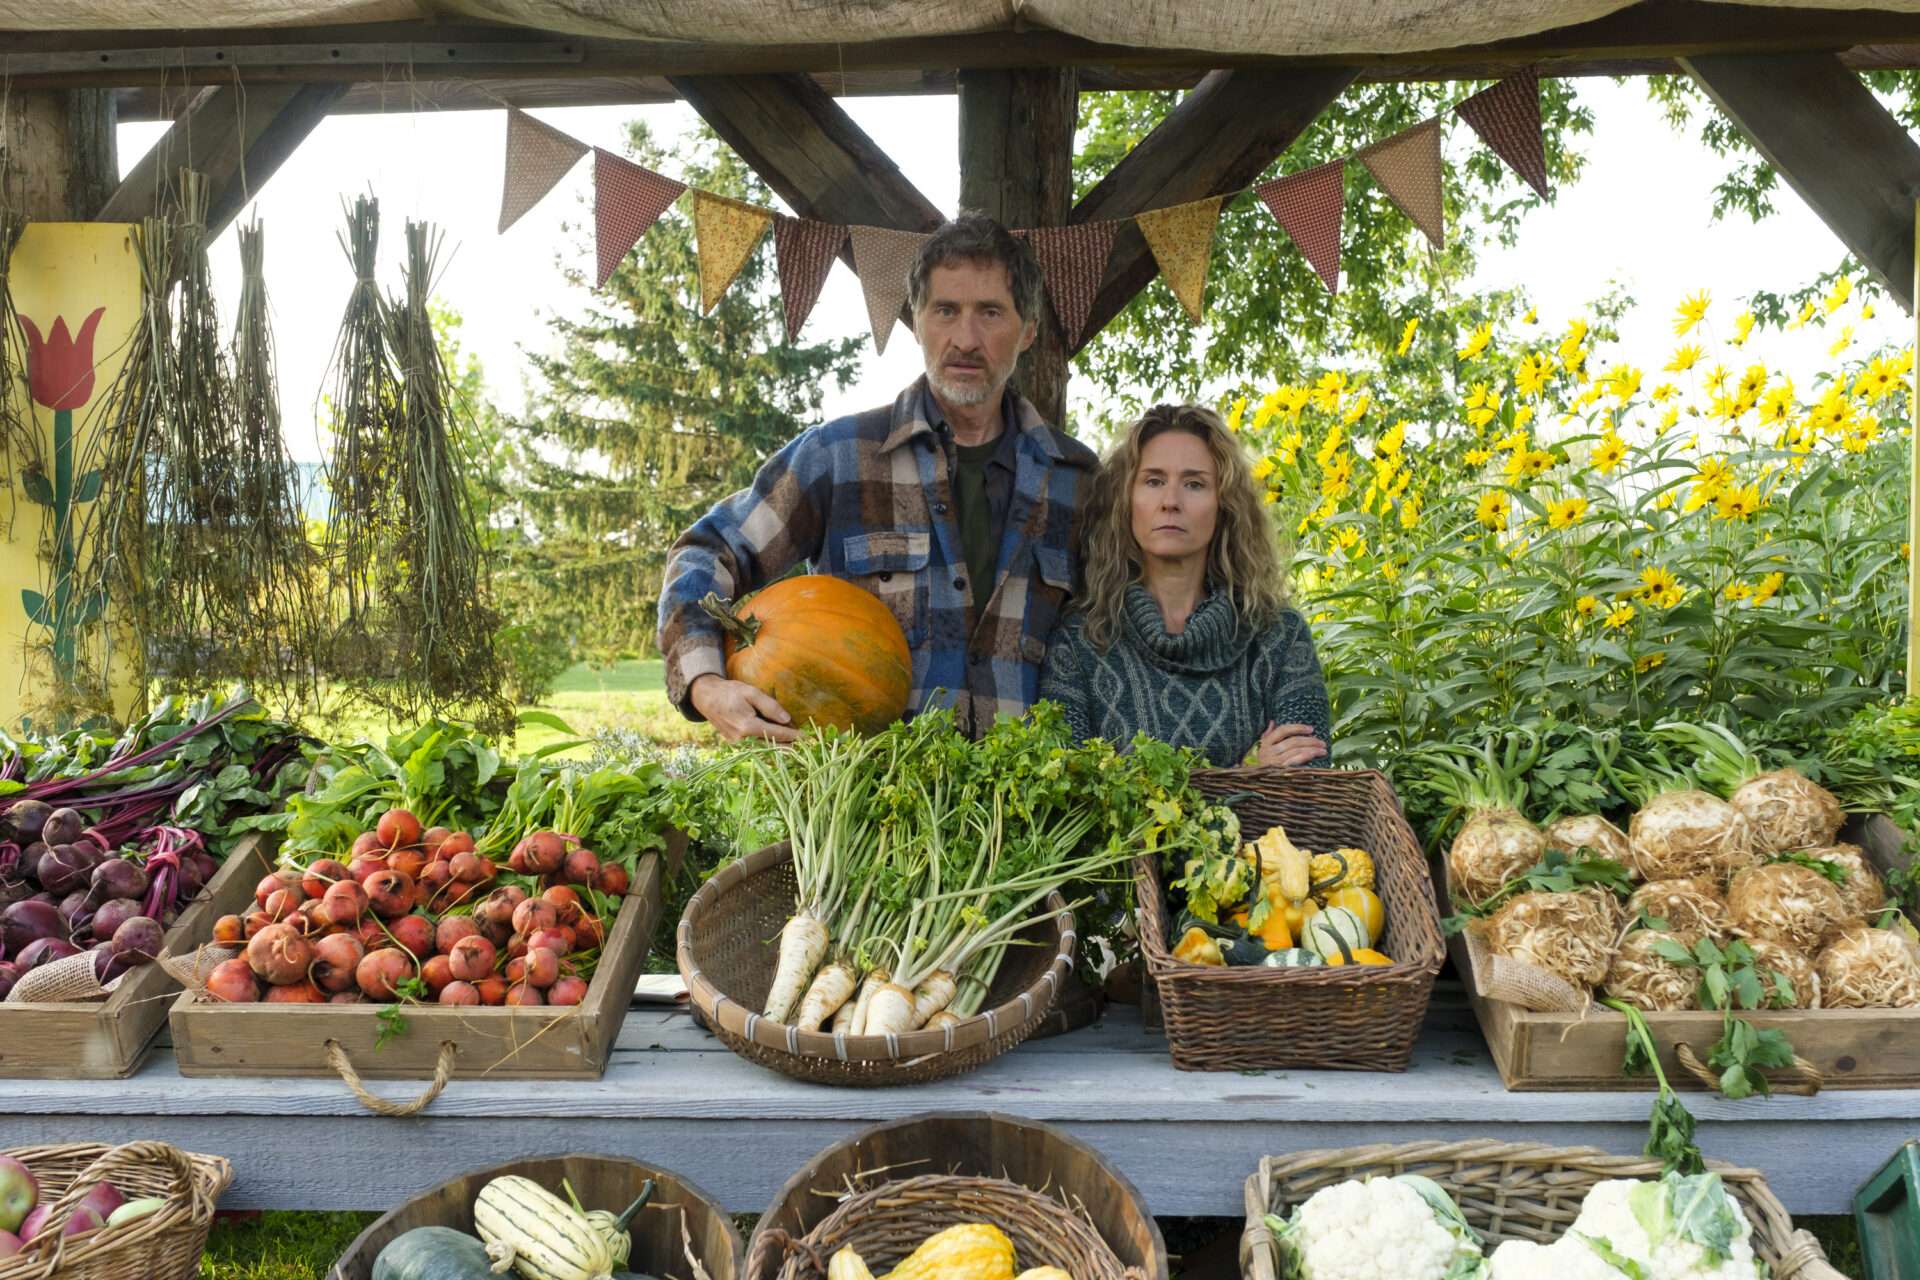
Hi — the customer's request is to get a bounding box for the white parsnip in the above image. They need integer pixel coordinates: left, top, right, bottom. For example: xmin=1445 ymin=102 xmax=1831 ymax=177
xmin=862 ymin=981 xmax=918 ymax=1037
xmin=793 ymin=959 xmax=857 ymax=1030
xmin=909 ymin=970 xmax=956 ymax=1028
xmin=764 ymin=909 xmax=829 ymax=1023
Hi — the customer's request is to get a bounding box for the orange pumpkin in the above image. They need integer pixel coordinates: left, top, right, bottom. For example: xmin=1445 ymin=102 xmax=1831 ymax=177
xmin=701 ymin=577 xmax=911 ymax=733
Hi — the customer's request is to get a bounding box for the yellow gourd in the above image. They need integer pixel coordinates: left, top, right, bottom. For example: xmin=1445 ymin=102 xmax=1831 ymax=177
xmin=1015 ymin=1270 xmax=1073 ymax=1280
xmin=831 ymin=1249 xmax=877 ymax=1280
xmin=1324 ymin=947 xmax=1393 ymax=966
xmin=1281 ymin=894 xmax=1321 ymax=939
xmin=1252 ymin=903 xmax=1293 ymax=951
xmin=883 ymin=1224 xmax=1015 ymax=1280
xmin=1323 ymin=886 xmax=1385 ymax=941
xmin=1173 ymin=926 xmax=1226 ymax=967
xmin=1312 ymin=847 xmax=1375 ymax=893
xmin=1242 ymin=826 xmax=1310 ymax=904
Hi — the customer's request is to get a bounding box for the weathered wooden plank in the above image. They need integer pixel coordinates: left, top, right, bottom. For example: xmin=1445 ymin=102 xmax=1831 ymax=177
xmin=1066 ymin=68 xmax=1357 ymax=355
xmin=958 ymin=68 xmax=1077 ymax=425
xmin=1681 ymin=51 xmax=1920 ymax=313
xmin=1 ymin=89 xmax=118 ymax=220
xmin=97 ymin=80 xmax=347 ymax=239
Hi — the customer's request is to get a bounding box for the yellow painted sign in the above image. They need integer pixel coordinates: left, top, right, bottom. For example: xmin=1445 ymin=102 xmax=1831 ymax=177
xmin=3 ymin=222 xmax=142 ymax=728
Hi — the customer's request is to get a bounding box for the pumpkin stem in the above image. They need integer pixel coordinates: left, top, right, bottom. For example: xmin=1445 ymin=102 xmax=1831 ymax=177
xmin=700 ymin=592 xmax=761 ymax=648
xmin=612 ymin=1180 xmax=656 ymax=1231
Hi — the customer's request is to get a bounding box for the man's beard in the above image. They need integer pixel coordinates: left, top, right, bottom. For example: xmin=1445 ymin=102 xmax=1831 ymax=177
xmin=927 ymin=356 xmax=1010 ymax=407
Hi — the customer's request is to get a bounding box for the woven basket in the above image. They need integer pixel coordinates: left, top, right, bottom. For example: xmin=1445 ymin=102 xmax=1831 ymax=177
xmin=766 ymin=1175 xmax=1138 ymax=1280
xmin=0 ymin=1142 xmax=232 ymax=1280
xmin=677 ymin=843 xmax=1074 ymax=1086
xmin=1137 ymin=766 xmax=1445 ymax=1072
xmin=1239 ymin=1139 xmax=1845 ymax=1280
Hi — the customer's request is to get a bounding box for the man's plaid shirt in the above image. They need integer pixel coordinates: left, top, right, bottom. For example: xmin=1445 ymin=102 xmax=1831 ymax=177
xmin=658 ymin=377 xmax=1098 ymax=737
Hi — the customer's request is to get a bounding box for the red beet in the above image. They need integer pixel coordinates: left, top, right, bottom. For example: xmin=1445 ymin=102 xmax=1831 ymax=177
xmin=255 ymin=870 xmax=301 ymax=910
xmin=547 ymin=975 xmax=588 ymax=1006
xmin=355 ymin=947 xmax=414 ymax=1000
xmin=560 ymin=848 xmax=600 ymax=886
xmin=594 ymin=863 xmax=631 ymax=896
xmin=364 ymin=869 xmax=414 ymax=919
xmin=522 ymin=946 xmax=560 ymax=989
xmin=421 ymin=954 xmax=455 ymax=995
xmin=310 ymin=933 xmax=365 ymax=994
xmin=246 ymin=924 xmax=312 ymax=985
xmin=350 ymin=831 xmax=385 ymax=860
xmin=386 ymin=913 xmax=434 ymax=958
xmin=447 ymin=935 xmax=497 ymax=983
xmin=511 ymin=899 xmax=558 ymax=938
xmin=504 ymin=983 xmax=544 ymax=1007
xmin=301 ymin=859 xmax=352 ymax=900
xmin=421 ymin=827 xmax=453 ymax=858
xmin=528 ymin=927 xmax=574 ymax=956
xmin=205 ymin=958 xmax=260 ymax=1002
xmin=450 ymin=851 xmax=494 ymax=884
xmin=377 ymin=809 xmax=423 ymax=850
xmin=212 ymin=914 xmax=245 ymax=945
xmin=438 ymin=831 xmax=476 ymax=859
xmin=435 ymin=916 xmax=479 ymax=954
xmin=265 ymin=980 xmax=327 ymax=1004
xmin=323 ymin=879 xmax=369 ymax=924
xmin=389 ymin=848 xmax=428 ymax=881
xmin=438 ymin=980 xmax=481 ymax=1006
xmin=263 ymin=886 xmax=304 ymax=921
xmin=542 ymin=885 xmax=583 ymax=924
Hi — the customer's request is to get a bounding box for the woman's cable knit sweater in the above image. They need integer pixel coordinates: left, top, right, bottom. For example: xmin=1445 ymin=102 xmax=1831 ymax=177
xmin=1038 ymin=583 xmax=1332 ymax=767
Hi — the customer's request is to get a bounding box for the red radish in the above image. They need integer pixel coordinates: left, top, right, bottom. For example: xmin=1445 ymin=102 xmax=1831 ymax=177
xmin=542 ymin=885 xmax=583 ymax=923
xmin=512 ymin=899 xmax=558 ymax=937
xmin=310 ymin=934 xmax=365 ymax=994
xmin=265 ymin=979 xmax=327 ymax=1004
xmin=595 ymin=863 xmax=630 ymax=896
xmin=246 ymin=924 xmax=312 ymax=986
xmin=377 ymin=808 xmax=423 ymax=850
xmin=255 ymin=869 xmax=300 ymax=909
xmin=548 ymin=976 xmax=588 ymax=1005
xmin=450 ymin=851 xmax=493 ymax=884
xmin=561 ymin=848 xmax=600 ymax=886
xmin=504 ymin=983 xmax=544 ymax=1007
xmin=438 ymin=980 xmax=481 ymax=1006
xmin=355 ymin=947 xmax=414 ymax=999
xmin=438 ymin=831 xmax=476 ymax=859
xmin=522 ymin=946 xmax=560 ymax=989
xmin=212 ymin=914 xmax=244 ymax=945
xmin=386 ymin=913 xmax=434 ymax=957
xmin=476 ymin=976 xmax=509 ymax=1005
xmin=323 ymin=879 xmax=369 ymax=923
xmin=301 ymin=859 xmax=352 ymax=899
xmin=263 ymin=887 xmax=304 ymax=921
xmin=528 ymin=927 xmax=574 ymax=956
xmin=435 ymin=916 xmax=479 ymax=953
xmin=206 ymin=958 xmax=260 ymax=1002
xmin=422 ymin=954 xmax=455 ymax=995
xmin=347 ymin=854 xmax=389 ymax=884
xmin=421 ymin=827 xmax=453 ymax=857
xmin=364 ymin=870 xmax=414 ymax=919
xmin=447 ymin=936 xmax=496 ymax=982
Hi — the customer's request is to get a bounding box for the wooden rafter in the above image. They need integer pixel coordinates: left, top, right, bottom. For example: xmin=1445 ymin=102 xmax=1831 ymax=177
xmin=1681 ymin=51 xmax=1920 ymax=313
xmin=98 ymin=81 xmax=347 ymax=236
xmin=1066 ymin=68 xmax=1357 ymax=356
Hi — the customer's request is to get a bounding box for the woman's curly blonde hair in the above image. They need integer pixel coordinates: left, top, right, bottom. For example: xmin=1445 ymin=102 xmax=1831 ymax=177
xmin=1078 ymin=402 xmax=1289 ymax=650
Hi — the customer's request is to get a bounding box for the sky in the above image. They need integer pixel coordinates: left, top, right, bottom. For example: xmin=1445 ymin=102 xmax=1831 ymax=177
xmin=115 ymin=76 xmax=1911 ymax=464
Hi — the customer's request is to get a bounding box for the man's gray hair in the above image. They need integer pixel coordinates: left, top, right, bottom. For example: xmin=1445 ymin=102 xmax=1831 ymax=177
xmin=906 ymin=211 xmax=1045 ymax=325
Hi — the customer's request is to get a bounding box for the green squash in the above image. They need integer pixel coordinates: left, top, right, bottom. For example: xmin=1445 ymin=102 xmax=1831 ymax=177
xmin=371 ymin=1226 xmax=498 ymax=1280
xmin=1261 ymin=948 xmax=1322 ymax=968
xmin=1222 ymin=935 xmax=1272 ymax=966
xmin=1303 ymin=905 xmax=1371 ymax=959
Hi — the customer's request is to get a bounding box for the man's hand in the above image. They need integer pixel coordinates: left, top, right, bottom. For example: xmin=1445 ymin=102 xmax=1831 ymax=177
xmin=690 ymin=674 xmax=800 ymax=743
xmin=1255 ymin=721 xmax=1328 ymax=768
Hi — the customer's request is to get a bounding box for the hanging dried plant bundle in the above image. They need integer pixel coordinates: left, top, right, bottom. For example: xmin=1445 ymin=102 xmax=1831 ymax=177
xmin=0 ymin=201 xmax=47 ymax=534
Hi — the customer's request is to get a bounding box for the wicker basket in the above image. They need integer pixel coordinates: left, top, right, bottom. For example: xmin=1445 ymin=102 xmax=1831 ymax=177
xmin=1137 ymin=766 xmax=1445 ymax=1072
xmin=677 ymin=843 xmax=1075 ymax=1086
xmin=0 ymin=1141 xmax=232 ymax=1280
xmin=1239 ymin=1139 xmax=1845 ymax=1280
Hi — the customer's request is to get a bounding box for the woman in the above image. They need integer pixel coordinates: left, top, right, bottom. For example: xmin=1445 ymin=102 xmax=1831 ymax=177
xmin=1040 ymin=402 xmax=1331 ymax=768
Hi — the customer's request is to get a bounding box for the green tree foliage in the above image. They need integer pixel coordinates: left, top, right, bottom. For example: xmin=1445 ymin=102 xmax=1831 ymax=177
xmin=508 ymin=121 xmax=863 ymax=662
xmin=1071 ymin=81 xmax=1596 ymax=420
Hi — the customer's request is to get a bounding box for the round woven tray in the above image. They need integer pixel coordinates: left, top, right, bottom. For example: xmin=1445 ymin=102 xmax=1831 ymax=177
xmin=676 ymin=842 xmax=1074 ymax=1086
xmin=0 ymin=1141 xmax=232 ymax=1280
xmin=769 ymin=1175 xmax=1138 ymax=1280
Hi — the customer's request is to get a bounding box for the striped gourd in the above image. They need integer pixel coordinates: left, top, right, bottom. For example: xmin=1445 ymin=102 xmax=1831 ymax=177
xmin=473 ymin=1176 xmax=613 ymax=1280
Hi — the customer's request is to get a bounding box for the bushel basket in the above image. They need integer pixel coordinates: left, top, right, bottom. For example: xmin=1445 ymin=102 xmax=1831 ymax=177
xmin=1138 ymin=766 xmax=1444 ymax=1072
xmin=1239 ymin=1139 xmax=1844 ymax=1280
xmin=0 ymin=1141 xmax=232 ymax=1280
xmin=678 ymin=843 xmax=1074 ymax=1086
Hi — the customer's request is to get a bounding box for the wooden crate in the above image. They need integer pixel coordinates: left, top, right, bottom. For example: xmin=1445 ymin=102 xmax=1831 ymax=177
xmin=1456 ymin=814 xmax=1920 ymax=1091
xmin=331 ymin=1152 xmax=741 ymax=1280
xmin=168 ymin=853 xmax=661 ymax=1082
xmin=0 ymin=832 xmax=275 ymax=1079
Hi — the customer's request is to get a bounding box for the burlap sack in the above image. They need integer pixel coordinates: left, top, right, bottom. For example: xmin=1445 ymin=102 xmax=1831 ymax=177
xmin=1462 ymin=920 xmax=1588 ymax=1012
xmin=161 ymin=943 xmax=238 ymax=993
xmin=4 ymin=949 xmax=118 ymax=1002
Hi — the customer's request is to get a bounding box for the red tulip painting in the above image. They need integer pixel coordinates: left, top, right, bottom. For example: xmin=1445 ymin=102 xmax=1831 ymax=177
xmin=17 ymin=305 xmax=110 ymax=688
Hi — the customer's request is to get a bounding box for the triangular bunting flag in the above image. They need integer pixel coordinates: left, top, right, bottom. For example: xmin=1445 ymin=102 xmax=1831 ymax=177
xmin=692 ymin=191 xmax=773 ymax=314
xmin=592 ymin=149 xmax=685 ymax=288
xmin=773 ymin=216 xmax=846 ymax=341
xmin=849 ymin=225 xmax=930 ymax=354
xmin=1357 ymin=117 xmax=1445 ymax=250
xmin=1135 ymin=195 xmax=1224 ymax=324
xmin=1256 ymin=162 xmax=1345 ymax=295
xmin=1019 ymin=222 xmax=1120 ymax=347
xmin=498 ymin=108 xmax=589 ymax=234
xmin=1456 ymin=69 xmax=1549 ymax=199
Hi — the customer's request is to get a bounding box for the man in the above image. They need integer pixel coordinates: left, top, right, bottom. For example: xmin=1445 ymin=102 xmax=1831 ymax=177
xmin=658 ymin=212 xmax=1097 ymax=741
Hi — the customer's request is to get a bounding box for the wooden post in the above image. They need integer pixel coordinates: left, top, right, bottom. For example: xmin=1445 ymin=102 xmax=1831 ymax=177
xmin=1910 ymin=201 xmax=1919 ymax=694
xmin=957 ymin=69 xmax=1077 ymax=427
xmin=1 ymin=90 xmax=118 ymax=220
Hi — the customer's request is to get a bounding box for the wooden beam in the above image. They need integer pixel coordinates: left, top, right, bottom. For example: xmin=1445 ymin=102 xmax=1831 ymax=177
xmin=1911 ymin=207 xmax=1919 ymax=694
xmin=959 ymin=69 xmax=1078 ymax=425
xmin=1 ymin=90 xmax=117 ymax=220
xmin=1066 ymin=68 xmax=1357 ymax=355
xmin=1681 ymin=52 xmax=1920 ymax=312
xmin=97 ymin=81 xmax=347 ymax=238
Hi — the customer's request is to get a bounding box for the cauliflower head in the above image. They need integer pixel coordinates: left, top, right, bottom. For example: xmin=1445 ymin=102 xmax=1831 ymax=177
xmin=1269 ymin=1175 xmax=1486 ymax=1280
xmin=1570 ymin=1175 xmax=1765 ymax=1280
xmin=1488 ymin=1235 xmax=1634 ymax=1280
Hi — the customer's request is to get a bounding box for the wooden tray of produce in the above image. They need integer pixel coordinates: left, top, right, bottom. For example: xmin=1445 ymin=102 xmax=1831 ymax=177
xmin=168 ymin=853 xmax=660 ymax=1082
xmin=0 ymin=833 xmax=274 ymax=1079
xmin=1455 ymin=814 xmax=1920 ymax=1091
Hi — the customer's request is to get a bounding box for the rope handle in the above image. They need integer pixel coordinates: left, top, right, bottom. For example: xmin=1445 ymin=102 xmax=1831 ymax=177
xmin=325 ymin=1038 xmax=457 ymax=1115
xmin=1776 ymin=1227 xmax=1851 ymax=1280
xmin=1675 ymin=1041 xmax=1824 ymax=1096
xmin=28 ymin=1141 xmax=202 ymax=1280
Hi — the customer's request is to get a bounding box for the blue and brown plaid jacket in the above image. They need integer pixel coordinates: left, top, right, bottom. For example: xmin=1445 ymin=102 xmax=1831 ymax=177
xmin=657 ymin=377 xmax=1099 ymax=737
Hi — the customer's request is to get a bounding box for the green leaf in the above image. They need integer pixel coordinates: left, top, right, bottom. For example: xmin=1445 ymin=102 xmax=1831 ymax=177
xmin=20 ymin=589 xmax=50 ymax=627
xmin=1661 ymin=1172 xmax=1740 ymax=1263
xmin=21 ymin=469 xmax=52 ymax=505
xmin=516 ymin=709 xmax=577 ymax=735
xmin=73 ymin=469 xmax=103 ymax=503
